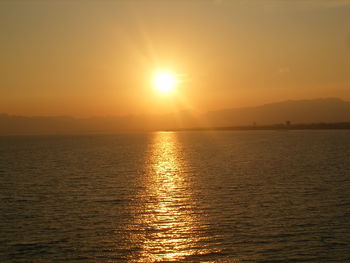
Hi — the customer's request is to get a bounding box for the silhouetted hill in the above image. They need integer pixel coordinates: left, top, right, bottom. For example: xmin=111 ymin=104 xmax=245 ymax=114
xmin=204 ymin=98 xmax=350 ymax=127
xmin=1 ymin=98 xmax=350 ymax=135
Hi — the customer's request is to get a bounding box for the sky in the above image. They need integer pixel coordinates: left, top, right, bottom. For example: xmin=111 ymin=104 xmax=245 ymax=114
xmin=1 ymin=0 xmax=350 ymax=117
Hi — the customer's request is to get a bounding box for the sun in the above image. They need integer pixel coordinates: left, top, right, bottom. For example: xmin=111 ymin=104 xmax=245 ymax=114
xmin=153 ymin=71 xmax=177 ymax=93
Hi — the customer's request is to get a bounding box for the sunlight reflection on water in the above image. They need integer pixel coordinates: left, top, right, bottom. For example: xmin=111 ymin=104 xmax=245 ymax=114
xmin=127 ymin=132 xmax=216 ymax=262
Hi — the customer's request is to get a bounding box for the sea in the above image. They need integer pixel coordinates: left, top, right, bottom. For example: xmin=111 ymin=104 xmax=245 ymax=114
xmin=1 ymin=130 xmax=350 ymax=262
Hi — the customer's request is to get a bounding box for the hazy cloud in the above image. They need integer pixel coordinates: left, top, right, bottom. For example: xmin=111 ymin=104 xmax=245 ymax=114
xmin=238 ymin=0 xmax=350 ymax=9
xmin=279 ymin=67 xmax=291 ymax=74
xmin=291 ymin=0 xmax=350 ymax=8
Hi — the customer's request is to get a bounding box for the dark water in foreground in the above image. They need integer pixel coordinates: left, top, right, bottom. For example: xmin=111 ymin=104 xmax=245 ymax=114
xmin=1 ymin=131 xmax=350 ymax=262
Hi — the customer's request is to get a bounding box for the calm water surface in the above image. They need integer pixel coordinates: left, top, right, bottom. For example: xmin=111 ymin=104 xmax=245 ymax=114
xmin=1 ymin=131 xmax=350 ymax=262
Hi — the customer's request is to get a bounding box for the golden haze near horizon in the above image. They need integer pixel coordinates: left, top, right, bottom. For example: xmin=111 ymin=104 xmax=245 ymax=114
xmin=1 ymin=0 xmax=350 ymax=117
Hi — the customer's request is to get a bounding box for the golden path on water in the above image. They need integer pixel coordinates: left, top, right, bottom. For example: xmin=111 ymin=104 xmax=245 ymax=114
xmin=127 ymin=132 xmax=216 ymax=262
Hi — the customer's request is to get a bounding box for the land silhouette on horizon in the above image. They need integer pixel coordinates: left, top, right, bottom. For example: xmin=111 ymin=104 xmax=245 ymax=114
xmin=1 ymin=98 xmax=350 ymax=135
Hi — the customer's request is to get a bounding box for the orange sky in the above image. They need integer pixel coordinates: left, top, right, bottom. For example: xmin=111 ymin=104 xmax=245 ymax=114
xmin=1 ymin=1 xmax=350 ymax=117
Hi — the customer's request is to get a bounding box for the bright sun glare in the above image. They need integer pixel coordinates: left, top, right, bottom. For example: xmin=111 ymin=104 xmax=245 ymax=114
xmin=154 ymin=71 xmax=177 ymax=93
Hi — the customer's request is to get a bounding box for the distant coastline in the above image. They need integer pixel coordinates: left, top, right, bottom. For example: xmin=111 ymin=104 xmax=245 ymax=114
xmin=2 ymin=98 xmax=350 ymax=135
xmin=171 ymin=122 xmax=350 ymax=132
xmin=1 ymin=122 xmax=350 ymax=137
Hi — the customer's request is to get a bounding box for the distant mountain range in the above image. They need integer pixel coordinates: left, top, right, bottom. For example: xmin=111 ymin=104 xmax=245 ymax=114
xmin=204 ymin=97 xmax=350 ymax=127
xmin=1 ymin=98 xmax=350 ymax=135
